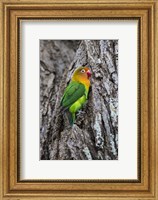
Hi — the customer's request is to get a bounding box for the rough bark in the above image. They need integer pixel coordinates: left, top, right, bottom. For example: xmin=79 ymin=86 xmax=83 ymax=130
xmin=40 ymin=40 xmax=118 ymax=160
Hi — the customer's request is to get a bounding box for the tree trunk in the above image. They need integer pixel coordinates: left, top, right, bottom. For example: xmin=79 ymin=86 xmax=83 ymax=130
xmin=40 ymin=40 xmax=118 ymax=160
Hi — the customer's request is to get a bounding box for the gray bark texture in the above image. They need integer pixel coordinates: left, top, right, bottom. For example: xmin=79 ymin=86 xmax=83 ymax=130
xmin=40 ymin=40 xmax=118 ymax=160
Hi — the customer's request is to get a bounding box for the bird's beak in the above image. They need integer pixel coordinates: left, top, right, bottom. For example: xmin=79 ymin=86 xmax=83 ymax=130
xmin=87 ymin=70 xmax=92 ymax=78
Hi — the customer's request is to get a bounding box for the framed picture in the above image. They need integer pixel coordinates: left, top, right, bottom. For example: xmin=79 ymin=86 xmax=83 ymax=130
xmin=0 ymin=0 xmax=157 ymax=200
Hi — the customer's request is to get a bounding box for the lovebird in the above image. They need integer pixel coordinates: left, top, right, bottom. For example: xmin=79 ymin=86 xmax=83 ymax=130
xmin=61 ymin=66 xmax=91 ymax=126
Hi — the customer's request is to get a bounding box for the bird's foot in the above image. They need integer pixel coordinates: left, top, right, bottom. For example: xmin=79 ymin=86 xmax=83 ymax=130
xmin=76 ymin=110 xmax=85 ymax=117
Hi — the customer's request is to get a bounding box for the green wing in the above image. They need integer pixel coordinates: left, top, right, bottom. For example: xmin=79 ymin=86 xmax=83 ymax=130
xmin=61 ymin=81 xmax=85 ymax=108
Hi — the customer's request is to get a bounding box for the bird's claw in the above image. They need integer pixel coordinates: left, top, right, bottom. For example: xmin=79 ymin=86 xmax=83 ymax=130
xmin=76 ymin=110 xmax=85 ymax=116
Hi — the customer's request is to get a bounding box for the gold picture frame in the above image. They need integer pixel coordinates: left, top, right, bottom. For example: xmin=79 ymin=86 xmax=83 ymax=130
xmin=0 ymin=0 xmax=158 ymax=199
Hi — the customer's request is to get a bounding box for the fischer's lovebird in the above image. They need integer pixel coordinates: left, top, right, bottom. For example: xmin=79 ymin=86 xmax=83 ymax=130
xmin=61 ymin=66 xmax=91 ymax=126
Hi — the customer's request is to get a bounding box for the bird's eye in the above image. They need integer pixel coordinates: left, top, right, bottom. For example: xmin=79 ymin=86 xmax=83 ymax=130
xmin=81 ymin=69 xmax=85 ymax=73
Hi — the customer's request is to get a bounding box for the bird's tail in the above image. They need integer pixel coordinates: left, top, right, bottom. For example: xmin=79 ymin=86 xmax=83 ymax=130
xmin=66 ymin=111 xmax=75 ymax=126
xmin=60 ymin=107 xmax=75 ymax=126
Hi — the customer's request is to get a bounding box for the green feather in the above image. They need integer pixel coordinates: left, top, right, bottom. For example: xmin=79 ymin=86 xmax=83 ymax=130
xmin=61 ymin=81 xmax=88 ymax=125
xmin=61 ymin=81 xmax=85 ymax=108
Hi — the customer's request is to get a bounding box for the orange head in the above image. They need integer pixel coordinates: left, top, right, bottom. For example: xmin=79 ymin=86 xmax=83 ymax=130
xmin=72 ymin=66 xmax=91 ymax=89
xmin=72 ymin=66 xmax=91 ymax=80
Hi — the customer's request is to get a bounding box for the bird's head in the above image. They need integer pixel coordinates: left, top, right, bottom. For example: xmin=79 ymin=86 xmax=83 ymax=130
xmin=72 ymin=66 xmax=92 ymax=82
